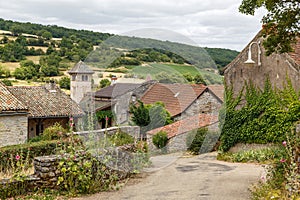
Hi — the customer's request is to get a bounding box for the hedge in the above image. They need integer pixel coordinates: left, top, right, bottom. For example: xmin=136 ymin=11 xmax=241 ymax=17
xmin=0 ymin=140 xmax=59 ymax=172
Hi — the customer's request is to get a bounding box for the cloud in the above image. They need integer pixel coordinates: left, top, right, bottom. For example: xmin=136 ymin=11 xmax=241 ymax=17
xmin=0 ymin=0 xmax=265 ymax=50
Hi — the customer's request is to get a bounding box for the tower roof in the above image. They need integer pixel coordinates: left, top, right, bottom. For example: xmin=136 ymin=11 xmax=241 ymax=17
xmin=68 ymin=60 xmax=94 ymax=74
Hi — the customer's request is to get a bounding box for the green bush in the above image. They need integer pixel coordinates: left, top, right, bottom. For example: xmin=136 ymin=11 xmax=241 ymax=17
xmin=1 ymin=79 xmax=12 ymax=86
xmin=186 ymin=127 xmax=220 ymax=154
xmin=152 ymin=131 xmax=168 ymax=149
xmin=108 ymin=131 xmax=134 ymax=146
xmin=217 ymin=147 xmax=285 ymax=163
xmin=0 ymin=140 xmax=59 ymax=173
xmin=41 ymin=123 xmax=68 ymax=141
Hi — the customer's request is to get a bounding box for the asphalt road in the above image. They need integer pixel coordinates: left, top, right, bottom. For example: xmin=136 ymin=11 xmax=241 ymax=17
xmin=74 ymin=152 xmax=263 ymax=200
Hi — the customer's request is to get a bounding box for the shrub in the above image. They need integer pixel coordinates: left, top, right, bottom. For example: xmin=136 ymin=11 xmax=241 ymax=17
xmin=1 ymin=79 xmax=12 ymax=86
xmin=58 ymin=76 xmax=70 ymax=90
xmin=99 ymin=79 xmax=111 ymax=88
xmin=57 ymin=134 xmax=121 ymax=195
xmin=108 ymin=131 xmax=134 ymax=146
xmin=152 ymin=131 xmax=168 ymax=149
xmin=41 ymin=123 xmax=68 ymax=141
xmin=217 ymin=147 xmax=285 ymax=163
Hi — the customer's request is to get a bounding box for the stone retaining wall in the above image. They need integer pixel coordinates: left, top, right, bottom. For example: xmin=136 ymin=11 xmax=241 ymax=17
xmin=74 ymin=126 xmax=140 ymax=142
xmin=148 ymin=122 xmax=219 ymax=153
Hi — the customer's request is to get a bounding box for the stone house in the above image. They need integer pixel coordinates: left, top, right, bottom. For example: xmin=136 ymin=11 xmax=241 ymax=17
xmin=0 ymin=82 xmax=28 ymax=147
xmin=224 ymin=31 xmax=300 ymax=96
xmin=93 ymin=81 xmax=155 ymax=127
xmin=6 ymin=83 xmax=83 ymax=139
xmin=140 ymin=83 xmax=223 ymax=121
xmin=147 ymin=114 xmax=219 ymax=152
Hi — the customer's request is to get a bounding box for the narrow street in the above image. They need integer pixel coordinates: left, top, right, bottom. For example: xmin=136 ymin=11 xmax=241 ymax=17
xmin=75 ymin=152 xmax=264 ymax=200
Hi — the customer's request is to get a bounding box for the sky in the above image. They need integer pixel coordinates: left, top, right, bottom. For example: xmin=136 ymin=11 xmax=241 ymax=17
xmin=0 ymin=0 xmax=265 ymax=51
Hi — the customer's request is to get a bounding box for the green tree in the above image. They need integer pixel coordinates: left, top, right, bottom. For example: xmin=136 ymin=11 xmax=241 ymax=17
xmin=152 ymin=131 xmax=168 ymax=149
xmin=99 ymin=79 xmax=111 ymax=88
xmin=183 ymin=73 xmax=194 ymax=83
xmin=1 ymin=79 xmax=12 ymax=86
xmin=40 ymin=65 xmax=59 ymax=76
xmin=59 ymin=76 xmax=70 ymax=90
xmin=41 ymin=31 xmax=52 ymax=40
xmin=193 ymin=74 xmax=207 ymax=85
xmin=10 ymin=24 xmax=24 ymax=36
xmin=239 ymin=0 xmax=299 ymax=55
xmin=14 ymin=65 xmax=37 ymax=80
xmin=147 ymin=102 xmax=173 ymax=130
xmin=130 ymin=100 xmax=150 ymax=127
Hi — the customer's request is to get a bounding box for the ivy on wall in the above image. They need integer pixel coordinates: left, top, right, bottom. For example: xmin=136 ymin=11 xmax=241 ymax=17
xmin=219 ymin=79 xmax=300 ymax=152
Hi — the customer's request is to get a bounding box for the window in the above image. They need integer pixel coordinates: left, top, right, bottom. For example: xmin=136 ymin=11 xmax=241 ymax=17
xmin=82 ymin=75 xmax=88 ymax=81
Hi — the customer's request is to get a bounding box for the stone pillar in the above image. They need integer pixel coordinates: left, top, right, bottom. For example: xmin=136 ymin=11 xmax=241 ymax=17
xmin=34 ymin=155 xmax=59 ymax=188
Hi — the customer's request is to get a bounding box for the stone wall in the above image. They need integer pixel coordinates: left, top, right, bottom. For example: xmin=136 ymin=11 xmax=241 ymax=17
xmin=224 ymin=34 xmax=300 ymax=97
xmin=74 ymin=126 xmax=140 ymax=142
xmin=33 ymin=155 xmax=59 ymax=188
xmin=174 ymin=91 xmax=222 ymax=121
xmin=148 ymin=122 xmax=219 ymax=153
xmin=0 ymin=114 xmax=28 ymax=147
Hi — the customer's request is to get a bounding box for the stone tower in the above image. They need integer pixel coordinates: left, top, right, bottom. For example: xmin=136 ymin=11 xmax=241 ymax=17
xmin=68 ymin=61 xmax=94 ymax=104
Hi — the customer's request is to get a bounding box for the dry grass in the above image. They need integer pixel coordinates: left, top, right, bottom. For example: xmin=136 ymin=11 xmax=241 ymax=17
xmin=26 ymin=55 xmax=41 ymax=64
xmin=1 ymin=62 xmax=20 ymax=71
xmin=0 ymin=30 xmax=12 ymax=34
xmin=27 ymin=46 xmax=48 ymax=53
xmin=12 ymin=80 xmax=43 ymax=86
xmin=0 ymin=166 xmax=34 ymax=180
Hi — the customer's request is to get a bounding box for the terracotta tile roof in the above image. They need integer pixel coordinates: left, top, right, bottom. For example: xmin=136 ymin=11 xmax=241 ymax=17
xmin=68 ymin=61 xmax=94 ymax=74
xmin=95 ymin=83 xmax=143 ymax=99
xmin=288 ymin=39 xmax=300 ymax=66
xmin=208 ymin=84 xmax=224 ymax=102
xmin=141 ymin=83 xmax=207 ymax=117
xmin=0 ymin=82 xmax=27 ymax=112
xmin=7 ymin=85 xmax=83 ymax=118
xmin=147 ymin=114 xmax=218 ymax=139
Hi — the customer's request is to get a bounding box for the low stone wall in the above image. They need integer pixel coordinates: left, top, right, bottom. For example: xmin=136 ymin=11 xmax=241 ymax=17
xmin=148 ymin=122 xmax=219 ymax=154
xmin=34 ymin=155 xmax=59 ymax=188
xmin=74 ymin=126 xmax=140 ymax=142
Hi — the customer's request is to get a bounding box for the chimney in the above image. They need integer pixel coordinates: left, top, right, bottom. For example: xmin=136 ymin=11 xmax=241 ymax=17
xmin=111 ymin=75 xmax=117 ymax=85
xmin=46 ymin=80 xmax=57 ymax=93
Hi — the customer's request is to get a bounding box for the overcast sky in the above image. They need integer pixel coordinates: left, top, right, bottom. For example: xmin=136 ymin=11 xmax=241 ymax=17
xmin=0 ymin=0 xmax=265 ymax=51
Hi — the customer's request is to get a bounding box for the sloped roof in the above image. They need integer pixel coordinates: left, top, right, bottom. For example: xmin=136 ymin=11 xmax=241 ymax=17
xmin=95 ymin=83 xmax=143 ymax=99
xmin=8 ymin=85 xmax=83 ymax=118
xmin=141 ymin=83 xmax=207 ymax=117
xmin=208 ymin=84 xmax=224 ymax=102
xmin=147 ymin=114 xmax=218 ymax=139
xmin=68 ymin=60 xmax=94 ymax=74
xmin=0 ymin=82 xmax=27 ymax=112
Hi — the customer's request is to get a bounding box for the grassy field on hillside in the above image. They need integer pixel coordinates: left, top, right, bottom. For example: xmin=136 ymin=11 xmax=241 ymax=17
xmin=127 ymin=63 xmax=223 ymax=84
